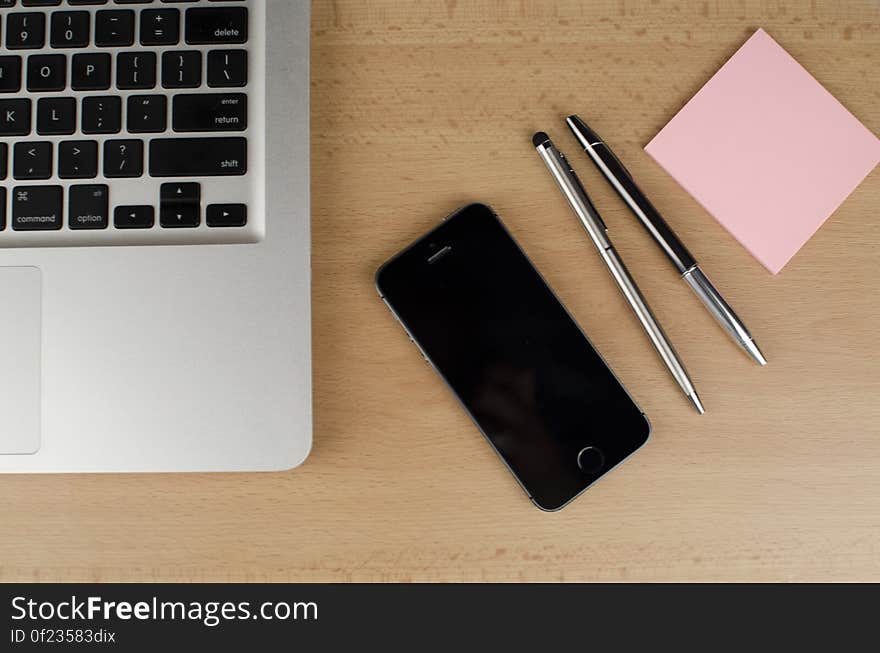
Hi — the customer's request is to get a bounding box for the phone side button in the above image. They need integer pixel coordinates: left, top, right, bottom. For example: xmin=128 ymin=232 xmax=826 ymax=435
xmin=577 ymin=446 xmax=605 ymax=474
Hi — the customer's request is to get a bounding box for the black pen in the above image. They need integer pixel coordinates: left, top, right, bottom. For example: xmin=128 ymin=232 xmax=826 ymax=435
xmin=566 ymin=115 xmax=766 ymax=366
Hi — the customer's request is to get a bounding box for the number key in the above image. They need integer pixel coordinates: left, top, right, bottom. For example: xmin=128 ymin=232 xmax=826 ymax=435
xmin=6 ymin=13 xmax=46 ymax=50
xmin=50 ymin=11 xmax=90 ymax=48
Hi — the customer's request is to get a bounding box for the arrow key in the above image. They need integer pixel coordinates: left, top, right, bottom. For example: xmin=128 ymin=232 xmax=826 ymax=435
xmin=114 ymin=205 xmax=155 ymax=230
xmin=161 ymin=182 xmax=199 ymax=205
xmin=160 ymin=181 xmax=200 ymax=228
xmin=207 ymin=204 xmax=247 ymax=227
xmin=59 ymin=140 xmax=98 ymax=179
xmin=160 ymin=203 xmax=199 ymax=228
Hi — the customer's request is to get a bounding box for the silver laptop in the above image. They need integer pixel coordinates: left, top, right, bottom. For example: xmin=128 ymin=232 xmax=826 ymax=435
xmin=0 ymin=0 xmax=311 ymax=472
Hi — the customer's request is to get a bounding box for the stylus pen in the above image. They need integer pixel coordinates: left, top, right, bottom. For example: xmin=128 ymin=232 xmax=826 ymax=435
xmin=533 ymin=132 xmax=704 ymax=414
xmin=565 ymin=115 xmax=767 ymax=366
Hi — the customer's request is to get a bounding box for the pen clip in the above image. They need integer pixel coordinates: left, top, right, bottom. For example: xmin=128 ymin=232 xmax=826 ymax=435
xmin=558 ymin=151 xmax=607 ymax=232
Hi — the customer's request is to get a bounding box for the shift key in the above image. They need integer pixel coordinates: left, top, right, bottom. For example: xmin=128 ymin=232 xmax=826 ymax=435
xmin=149 ymin=137 xmax=247 ymax=177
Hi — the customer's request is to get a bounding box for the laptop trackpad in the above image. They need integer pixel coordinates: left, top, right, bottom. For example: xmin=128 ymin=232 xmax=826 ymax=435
xmin=0 ymin=267 xmax=41 ymax=455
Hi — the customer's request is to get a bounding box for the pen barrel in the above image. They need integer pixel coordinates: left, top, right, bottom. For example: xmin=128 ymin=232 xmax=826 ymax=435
xmin=601 ymin=246 xmax=698 ymax=397
xmin=536 ymin=142 xmax=612 ymax=250
xmin=590 ymin=143 xmax=697 ymax=275
xmin=682 ymin=266 xmax=755 ymax=347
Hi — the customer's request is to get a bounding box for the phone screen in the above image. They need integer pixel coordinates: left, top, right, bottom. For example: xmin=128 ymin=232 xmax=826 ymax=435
xmin=376 ymin=204 xmax=650 ymax=510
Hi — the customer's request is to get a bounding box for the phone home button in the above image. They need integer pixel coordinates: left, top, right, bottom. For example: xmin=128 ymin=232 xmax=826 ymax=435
xmin=577 ymin=446 xmax=605 ymax=474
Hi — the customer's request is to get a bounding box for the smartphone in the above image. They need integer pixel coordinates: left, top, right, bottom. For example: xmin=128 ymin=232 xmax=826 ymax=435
xmin=376 ymin=203 xmax=650 ymax=510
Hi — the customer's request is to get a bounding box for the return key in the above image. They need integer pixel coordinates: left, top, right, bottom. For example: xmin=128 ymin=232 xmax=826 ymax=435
xmin=172 ymin=93 xmax=247 ymax=133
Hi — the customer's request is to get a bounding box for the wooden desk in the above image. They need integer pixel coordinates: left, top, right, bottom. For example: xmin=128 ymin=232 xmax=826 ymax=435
xmin=3 ymin=0 xmax=879 ymax=582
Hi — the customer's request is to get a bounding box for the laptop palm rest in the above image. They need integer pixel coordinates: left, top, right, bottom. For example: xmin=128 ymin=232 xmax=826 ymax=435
xmin=0 ymin=267 xmax=41 ymax=455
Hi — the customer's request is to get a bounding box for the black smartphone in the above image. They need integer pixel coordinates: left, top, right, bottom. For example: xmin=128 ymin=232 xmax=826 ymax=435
xmin=376 ymin=203 xmax=650 ymax=511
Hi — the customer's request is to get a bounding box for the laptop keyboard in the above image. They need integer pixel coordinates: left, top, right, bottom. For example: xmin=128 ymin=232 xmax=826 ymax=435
xmin=0 ymin=0 xmax=264 ymax=247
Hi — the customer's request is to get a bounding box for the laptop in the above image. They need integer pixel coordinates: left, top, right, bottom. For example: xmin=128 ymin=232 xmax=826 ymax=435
xmin=0 ymin=0 xmax=311 ymax=472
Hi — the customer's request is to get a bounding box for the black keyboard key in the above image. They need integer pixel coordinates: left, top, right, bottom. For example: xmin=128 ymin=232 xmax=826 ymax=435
xmin=207 ymin=49 xmax=246 ymax=88
xmin=68 ymin=184 xmax=108 ymax=229
xmin=6 ymin=13 xmax=46 ymax=50
xmin=22 ymin=1 xmax=62 ymax=5
xmin=114 ymin=205 xmax=154 ymax=230
xmin=161 ymin=181 xmax=198 ymax=204
xmin=0 ymin=98 xmax=31 ymax=135
xmin=172 ymin=92 xmax=245 ymax=132
xmin=0 ymin=56 xmax=23 ymax=93
xmin=50 ymin=11 xmax=90 ymax=48
xmin=103 ymin=139 xmax=143 ymax=178
xmin=26 ymin=54 xmax=66 ymax=91
xmin=160 ymin=181 xmax=199 ymax=227
xmin=207 ymin=203 xmax=246 ymax=227
xmin=68 ymin=1 xmax=110 ymax=5
xmin=161 ymin=50 xmax=200 ymax=88
xmin=72 ymin=53 xmax=111 ymax=90
xmin=0 ymin=143 xmax=7 ymax=180
xmin=140 ymin=8 xmax=179 ymax=46
xmin=95 ymin=9 xmax=134 ymax=47
xmin=127 ymin=94 xmax=166 ymax=133
xmin=0 ymin=188 xmax=5 ymax=231
xmin=13 ymin=141 xmax=52 ymax=179
xmin=58 ymin=139 xmax=98 ymax=178
xmin=185 ymin=7 xmax=247 ymax=44
xmin=36 ymin=96 xmax=76 ymax=135
xmin=160 ymin=202 xmax=199 ymax=228
xmin=149 ymin=137 xmax=246 ymax=177
xmin=81 ymin=95 xmax=120 ymax=134
xmin=12 ymin=185 xmax=62 ymax=231
xmin=116 ymin=51 xmax=156 ymax=89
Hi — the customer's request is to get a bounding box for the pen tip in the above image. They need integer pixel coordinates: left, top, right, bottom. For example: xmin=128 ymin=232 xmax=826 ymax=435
xmin=532 ymin=132 xmax=551 ymax=148
xmin=688 ymin=392 xmax=706 ymax=415
xmin=746 ymin=339 xmax=767 ymax=366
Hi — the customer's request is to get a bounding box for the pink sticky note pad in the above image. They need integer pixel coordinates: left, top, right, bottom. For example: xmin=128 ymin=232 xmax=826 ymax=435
xmin=645 ymin=28 xmax=880 ymax=274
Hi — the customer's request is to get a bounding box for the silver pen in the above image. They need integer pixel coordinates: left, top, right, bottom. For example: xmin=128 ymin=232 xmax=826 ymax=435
xmin=566 ymin=115 xmax=766 ymax=366
xmin=533 ymin=132 xmax=704 ymax=414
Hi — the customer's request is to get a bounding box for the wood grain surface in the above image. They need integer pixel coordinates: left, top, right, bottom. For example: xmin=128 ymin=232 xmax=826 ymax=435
xmin=2 ymin=0 xmax=879 ymax=582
